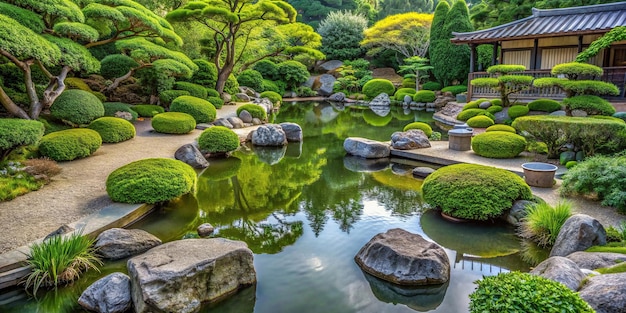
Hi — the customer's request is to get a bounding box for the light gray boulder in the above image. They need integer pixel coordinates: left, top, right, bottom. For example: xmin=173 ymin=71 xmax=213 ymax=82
xmin=317 ymin=74 xmax=336 ymax=96
xmin=369 ymin=93 xmax=391 ymax=106
xmin=213 ymin=118 xmax=234 ymax=129
xmin=279 ymin=122 xmax=303 ymax=142
xmin=238 ymin=86 xmax=258 ymax=97
xmin=504 ymin=200 xmax=534 ymax=225
xmin=355 ymin=228 xmax=450 ymax=285
xmin=227 ymin=117 xmax=245 ymax=129
xmin=571 ymin=109 xmax=588 ymax=117
xmin=403 ymin=95 xmax=413 ymax=105
xmin=412 ymin=167 xmax=435 ymax=178
xmin=391 ymin=130 xmax=431 ymax=150
xmin=579 ymin=273 xmax=626 ymax=313
xmin=253 ymin=98 xmax=273 ymax=114
xmin=316 ymin=60 xmax=343 ymax=72
xmin=328 ymin=92 xmax=346 ymax=102
xmin=567 ymin=252 xmax=626 ymax=270
xmin=550 ymin=214 xmax=606 ymax=257
xmin=114 ymin=111 xmax=133 ymax=121
xmin=252 ymin=117 xmax=263 ymax=125
xmin=530 ymin=256 xmax=586 ymax=291
xmin=343 ymin=137 xmax=390 ymax=159
xmin=251 ymin=124 xmax=288 ymax=146
xmin=235 ymin=93 xmax=250 ymax=102
xmin=175 ymin=144 xmax=209 ymax=169
xmin=128 ymin=238 xmax=256 ymax=313
xmin=239 ymin=110 xmax=253 ymax=123
xmin=550 ymin=110 xmax=566 ymax=116
xmin=79 ymin=273 xmax=132 ymax=313
xmin=478 ymin=101 xmax=492 ymax=109
xmin=94 ymin=228 xmax=161 ymax=260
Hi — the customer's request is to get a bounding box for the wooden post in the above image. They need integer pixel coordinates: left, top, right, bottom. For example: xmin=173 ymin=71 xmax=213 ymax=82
xmin=578 ymin=35 xmax=583 ymax=53
xmin=530 ymin=38 xmax=538 ymax=70
xmin=492 ymin=42 xmax=498 ymax=66
xmin=469 ymin=44 xmax=477 ymax=73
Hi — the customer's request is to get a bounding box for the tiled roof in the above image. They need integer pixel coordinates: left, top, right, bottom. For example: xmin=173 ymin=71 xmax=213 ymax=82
xmin=451 ymin=2 xmax=626 ymax=44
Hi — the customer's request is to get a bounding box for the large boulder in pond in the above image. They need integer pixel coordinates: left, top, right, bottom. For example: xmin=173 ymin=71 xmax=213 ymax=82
xmin=579 ymin=273 xmax=626 ymax=313
xmin=550 ymin=214 xmax=607 ymax=257
xmin=280 ymin=122 xmax=303 ymax=142
xmin=251 ymin=124 xmax=288 ymax=146
xmin=317 ymin=74 xmax=336 ymax=96
xmin=328 ymin=92 xmax=346 ymax=102
xmin=391 ymin=130 xmax=431 ymax=150
xmin=567 ymin=252 xmax=626 ymax=270
xmin=354 ymin=228 xmax=450 ymax=285
xmin=175 ymin=143 xmax=209 ymax=169
xmin=344 ymin=137 xmax=390 ymax=159
xmin=78 ymin=272 xmax=132 ymax=313
xmin=128 ymin=238 xmax=256 ymax=313
xmin=530 ymin=256 xmax=585 ymax=291
xmin=94 ymin=228 xmax=161 ymax=260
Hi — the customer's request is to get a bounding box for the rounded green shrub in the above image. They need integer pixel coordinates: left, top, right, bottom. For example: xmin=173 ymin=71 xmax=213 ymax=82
xmin=401 ymin=77 xmax=416 ymax=88
xmin=394 ymin=88 xmax=417 ymax=96
xmin=276 ymin=60 xmax=308 ymax=90
xmin=51 ymin=90 xmax=104 ymax=125
xmin=486 ymin=105 xmax=503 ymax=114
xmin=131 ymin=104 xmax=164 ymax=117
xmin=472 ymin=131 xmax=527 ymax=158
xmin=562 ymin=95 xmax=616 ymax=116
xmin=395 ymin=92 xmax=414 ymax=102
xmin=106 ymin=158 xmax=197 ymax=204
xmin=403 ymin=122 xmax=433 ymax=137
xmin=0 ymin=118 xmax=44 ymax=158
xmin=100 ymin=54 xmax=139 ymax=79
xmin=423 ymin=163 xmax=533 ymax=221
xmin=362 ymin=79 xmax=395 ymax=100
xmin=490 ymin=99 xmax=502 ymax=106
xmin=170 ymin=96 xmax=216 ymax=123
xmin=462 ymin=101 xmax=479 ymax=110
xmin=151 ymin=112 xmax=196 ymax=134
xmin=507 ymin=105 xmax=530 ymax=119
xmin=260 ymin=91 xmax=282 ymax=105
xmin=260 ymin=79 xmax=281 ymax=94
xmin=486 ymin=124 xmax=516 ymax=133
xmin=528 ymin=98 xmax=561 ymax=112
xmin=413 ymin=90 xmax=436 ymax=102
xmin=103 ymin=102 xmax=138 ymax=121
xmin=591 ymin=115 xmax=626 ymax=123
xmin=253 ymin=59 xmax=278 ymax=80
xmin=422 ymin=81 xmax=442 ymax=91
xmin=469 ymin=272 xmax=594 ymax=313
xmin=39 ymin=128 xmax=102 ymax=161
xmin=88 ymin=117 xmax=135 ymax=143
xmin=189 ymin=59 xmax=217 ymax=88
xmin=565 ymin=161 xmax=578 ymax=169
xmin=441 ymin=85 xmax=467 ymax=95
xmin=198 ymin=126 xmax=240 ymax=154
xmin=236 ymin=104 xmax=267 ymax=120
xmin=467 ymin=115 xmax=495 ymax=128
xmin=174 ymin=81 xmax=208 ymax=99
xmin=64 ymin=77 xmax=91 ymax=91
xmin=159 ymin=90 xmax=190 ymax=107
xmin=206 ymin=88 xmax=220 ymax=98
xmin=206 ymin=96 xmax=224 ymax=109
xmin=237 ymin=69 xmax=264 ymax=91
xmin=457 ymin=109 xmax=494 ymax=122
xmin=224 ymin=74 xmax=240 ymax=95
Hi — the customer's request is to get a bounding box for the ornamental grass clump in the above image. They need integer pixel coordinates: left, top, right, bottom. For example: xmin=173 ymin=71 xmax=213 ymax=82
xmin=471 ymin=131 xmax=526 ymax=158
xmin=519 ymin=201 xmax=573 ymax=247
xmin=198 ymin=126 xmax=240 ymax=155
xmin=24 ymin=232 xmax=101 ymax=294
xmin=88 ymin=117 xmax=136 ymax=143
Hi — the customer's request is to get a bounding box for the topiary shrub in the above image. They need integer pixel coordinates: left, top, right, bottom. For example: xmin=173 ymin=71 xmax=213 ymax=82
xmin=422 ymin=81 xmax=442 ymax=91
xmin=38 ymin=129 xmax=102 ymax=161
xmin=188 ymin=59 xmax=217 ymax=88
xmin=403 ymin=122 xmax=433 ymax=137
xmin=401 ymin=77 xmax=416 ymax=88
xmin=206 ymin=96 xmax=224 ymax=109
xmin=422 ymin=163 xmax=533 ymax=221
xmin=467 ymin=115 xmax=494 ymax=128
xmin=463 ymin=101 xmax=479 ymax=110
xmin=591 ymin=115 xmax=626 ymax=123
xmin=490 ymin=99 xmax=502 ymax=106
xmin=362 ymin=79 xmax=395 ymax=100
xmin=64 ymin=77 xmax=91 ymax=91
xmin=236 ymin=104 xmax=267 ymax=120
xmin=457 ymin=109 xmax=494 ymax=121
xmin=0 ymin=118 xmax=44 ymax=160
xmin=131 ymin=104 xmax=164 ymax=117
xmin=469 ymin=272 xmax=594 ymax=313
xmin=413 ymin=90 xmax=436 ymax=102
xmin=565 ymin=161 xmax=578 ymax=169
xmin=472 ymin=131 xmax=527 ymax=158
xmin=103 ymin=102 xmax=138 ymax=121
xmin=394 ymin=88 xmax=417 ymax=101
xmin=151 ymin=112 xmax=196 ymax=134
xmin=224 ymin=74 xmax=240 ymax=95
xmin=174 ymin=81 xmax=208 ymax=99
xmin=106 ymin=158 xmax=197 ymax=204
xmin=562 ymin=95 xmax=616 ymax=116
xmin=253 ymin=59 xmax=279 ymax=80
xmin=159 ymin=90 xmax=190 ymax=107
xmin=260 ymin=79 xmax=281 ymax=94
xmin=486 ymin=124 xmax=516 ymax=133
xmin=206 ymin=88 xmax=220 ymax=98
xmin=51 ymin=90 xmax=104 ymax=125
xmin=507 ymin=105 xmax=530 ymax=119
xmin=198 ymin=126 xmax=240 ymax=154
xmin=100 ymin=54 xmax=139 ymax=79
xmin=88 ymin=117 xmax=135 ymax=143
xmin=486 ymin=105 xmax=503 ymax=114
xmin=276 ymin=60 xmax=308 ymax=90
xmin=441 ymin=85 xmax=467 ymax=95
xmin=170 ymin=96 xmax=216 ymax=123
xmin=260 ymin=91 xmax=282 ymax=105
xmin=528 ymin=98 xmax=561 ymax=112
xmin=237 ymin=69 xmax=264 ymax=91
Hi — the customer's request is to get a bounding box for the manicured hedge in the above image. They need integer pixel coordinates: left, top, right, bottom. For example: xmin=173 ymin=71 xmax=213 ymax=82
xmin=0 ymin=118 xmax=44 ymax=158
xmin=206 ymin=96 xmax=224 ymax=109
xmin=159 ymin=90 xmax=190 ymax=106
xmin=486 ymin=105 xmax=503 ymax=114
xmin=401 ymin=77 xmax=416 ymax=88
xmin=236 ymin=104 xmax=267 ymax=120
xmin=170 ymin=96 xmax=216 ymax=123
xmin=103 ymin=102 xmax=138 ymax=121
xmin=471 ymin=131 xmax=526 ymax=158
xmin=174 ymin=81 xmax=208 ymax=99
xmin=198 ymin=126 xmax=240 ymax=154
xmin=237 ymin=69 xmax=264 ymax=91
xmin=260 ymin=91 xmax=282 ymax=105
xmin=151 ymin=112 xmax=196 ymax=134
xmin=457 ymin=109 xmax=495 ymax=122
xmin=528 ymin=98 xmax=561 ymax=112
xmin=38 ymin=128 xmax=102 ymax=161
xmin=51 ymin=90 xmax=104 ymax=125
xmin=106 ymin=158 xmax=197 ymax=204
xmin=422 ymin=163 xmax=533 ymax=221
xmin=131 ymin=104 xmax=164 ymax=117
xmin=413 ymin=90 xmax=436 ymax=102
xmin=486 ymin=124 xmax=516 ymax=133
xmin=403 ymin=122 xmax=433 ymax=137
xmin=507 ymin=105 xmax=530 ymax=119
xmin=562 ymin=95 xmax=616 ymax=116
xmin=441 ymin=85 xmax=467 ymax=95
xmin=88 ymin=117 xmax=135 ymax=143
xmin=206 ymin=88 xmax=220 ymax=98
xmin=422 ymin=81 xmax=442 ymax=91
xmin=394 ymin=88 xmax=417 ymax=101
xmin=462 ymin=102 xmax=479 ymax=110
xmin=362 ymin=79 xmax=395 ymax=100
xmin=466 ymin=115 xmax=495 ymax=128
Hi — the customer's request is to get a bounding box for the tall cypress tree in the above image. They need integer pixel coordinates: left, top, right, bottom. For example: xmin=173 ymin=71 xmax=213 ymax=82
xmin=443 ymin=0 xmax=473 ymax=86
xmin=429 ymin=1 xmax=450 ymax=86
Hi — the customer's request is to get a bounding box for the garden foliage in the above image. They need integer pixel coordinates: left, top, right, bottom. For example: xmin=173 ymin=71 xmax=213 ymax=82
xmin=237 ymin=104 xmax=267 ymax=120
xmin=39 ymin=129 xmax=102 ymax=161
xmin=99 ymin=54 xmax=139 ymax=79
xmin=466 ymin=115 xmax=495 ymax=128
xmin=237 ymin=69 xmax=264 ymax=91
xmin=159 ymin=90 xmax=190 ymax=107
xmin=103 ymin=102 xmax=138 ymax=121
xmin=485 ymin=124 xmax=516 ymax=133
xmin=88 ymin=117 xmax=136 ymax=143
xmin=403 ymin=122 xmax=433 ymax=137
xmin=470 ymin=64 xmax=533 ymax=107
xmin=507 ymin=105 xmax=530 ymax=119
xmin=519 ymin=201 xmax=572 ymax=247
xmin=151 ymin=112 xmax=196 ymax=134
xmin=317 ymin=11 xmax=367 ymax=60
xmin=131 ymin=105 xmax=164 ymax=117
xmin=471 ymin=131 xmax=526 ymax=158
xmin=174 ymin=82 xmax=208 ymax=99
xmin=0 ymin=118 xmax=44 ymax=160
xmin=198 ymin=126 xmax=240 ymax=154
xmin=51 ymin=90 xmax=104 ymax=125
xmin=441 ymin=85 xmax=467 ymax=95
xmin=170 ymin=96 xmax=216 ymax=123
xmin=362 ymin=79 xmax=395 ymax=100
xmin=413 ymin=90 xmax=436 ymax=102
xmin=457 ymin=109 xmax=494 ymax=122
xmin=561 ymin=95 xmax=616 ymax=116
xmin=260 ymin=91 xmax=282 ymax=105
xmin=527 ymin=98 xmax=561 ymax=112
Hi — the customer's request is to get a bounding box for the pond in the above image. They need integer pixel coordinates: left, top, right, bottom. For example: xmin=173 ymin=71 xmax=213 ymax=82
xmin=0 ymin=102 xmax=537 ymax=313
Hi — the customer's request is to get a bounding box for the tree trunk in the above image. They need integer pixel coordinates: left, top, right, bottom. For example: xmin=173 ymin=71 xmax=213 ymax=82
xmin=37 ymin=66 xmax=71 ymax=119
xmin=215 ymin=65 xmax=234 ymax=96
xmin=105 ymin=69 xmax=135 ymax=93
xmin=0 ymin=86 xmax=30 ymax=119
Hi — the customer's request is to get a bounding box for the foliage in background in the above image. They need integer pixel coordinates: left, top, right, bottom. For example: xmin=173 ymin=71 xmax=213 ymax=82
xmin=362 ymin=78 xmax=395 ymax=99
xmin=519 ymin=201 xmax=573 ymax=247
xmin=470 ymin=65 xmax=533 ymax=107
xmin=0 ymin=118 xmax=44 ymax=160
xmin=398 ymin=56 xmax=433 ymax=91
xmin=317 ymin=11 xmax=367 ymax=60
xmin=237 ymin=104 xmax=268 ymax=121
xmin=577 ymin=26 xmax=626 ymax=62
xmin=277 ymin=61 xmax=310 ymax=90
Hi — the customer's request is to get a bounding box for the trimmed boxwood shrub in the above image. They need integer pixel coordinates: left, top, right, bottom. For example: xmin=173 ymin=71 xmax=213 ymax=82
xmin=198 ymin=126 xmax=240 ymax=154
xmin=88 ymin=117 xmax=135 ymax=143
xmin=403 ymin=122 xmax=433 ymax=137
xmin=159 ymin=90 xmax=190 ymax=107
xmin=260 ymin=91 xmax=282 ymax=105
xmin=591 ymin=115 xmax=626 ymax=123
xmin=225 ymin=74 xmax=240 ymax=95
xmin=131 ymin=104 xmax=164 ymax=117
xmin=463 ymin=102 xmax=479 ymax=110
xmin=490 ymin=99 xmax=502 ymax=106
xmin=206 ymin=96 xmax=224 ymax=109
xmin=422 ymin=163 xmax=533 ymax=221
xmin=170 ymin=96 xmax=216 ymax=123
xmin=236 ymin=104 xmax=267 ymax=120
xmin=441 ymin=85 xmax=467 ymax=95
xmin=528 ymin=98 xmax=561 ymax=112
xmin=469 ymin=272 xmax=594 ymax=313
xmin=507 ymin=105 xmax=530 ymax=119
xmin=51 ymin=90 xmax=104 ymax=125
xmin=174 ymin=81 xmax=208 ymax=99
xmin=562 ymin=95 xmax=616 ymax=116
xmin=206 ymin=88 xmax=220 ymax=98
xmin=260 ymin=79 xmax=281 ymax=94
xmin=457 ymin=109 xmax=494 ymax=122
xmin=253 ymin=59 xmax=278 ymax=80
xmin=413 ymin=90 xmax=436 ymax=102
xmin=401 ymin=77 xmax=416 ymax=88
xmin=422 ymin=81 xmax=442 ymax=91
xmin=486 ymin=124 xmax=516 ymax=133
xmin=0 ymin=118 xmax=44 ymax=159
xmin=103 ymin=102 xmax=138 ymax=121
xmin=486 ymin=105 xmax=503 ymax=114
xmin=472 ymin=131 xmax=527 ymax=158
xmin=100 ymin=54 xmax=139 ymax=79
xmin=38 ymin=129 xmax=102 ymax=161
xmin=395 ymin=88 xmax=417 ymax=96
xmin=237 ymin=69 xmax=264 ymax=91
xmin=106 ymin=158 xmax=197 ymax=204
xmin=467 ymin=115 xmax=494 ymax=128
xmin=362 ymin=79 xmax=395 ymax=100
xmin=151 ymin=112 xmax=196 ymax=134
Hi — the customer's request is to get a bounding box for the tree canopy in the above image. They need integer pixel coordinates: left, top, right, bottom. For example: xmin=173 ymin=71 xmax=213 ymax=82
xmin=361 ymin=12 xmax=433 ymax=62
xmin=317 ymin=11 xmax=367 ymax=60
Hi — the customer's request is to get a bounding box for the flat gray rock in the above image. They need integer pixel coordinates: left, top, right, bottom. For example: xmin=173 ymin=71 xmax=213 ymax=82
xmin=95 ymin=228 xmax=161 ymax=260
xmin=412 ymin=167 xmax=435 ymax=178
xmin=344 ymin=137 xmax=390 ymax=159
xmin=530 ymin=256 xmax=585 ymax=291
xmin=567 ymin=251 xmax=626 ymax=270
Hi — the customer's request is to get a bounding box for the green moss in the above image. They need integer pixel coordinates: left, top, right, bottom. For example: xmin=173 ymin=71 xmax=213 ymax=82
xmin=260 ymin=91 xmax=282 ymax=105
xmin=131 ymin=104 xmax=164 ymax=117
xmin=528 ymin=98 xmax=562 ymax=112
xmin=237 ymin=104 xmax=267 ymax=120
xmin=472 ymin=131 xmax=526 ymax=158
xmin=51 ymin=90 xmax=104 ymax=125
xmin=413 ymin=90 xmax=436 ymax=102
xmin=88 ymin=117 xmax=135 ymax=143
xmin=422 ymin=163 xmax=533 ymax=221
xmin=403 ymin=122 xmax=433 ymax=137
xmin=486 ymin=105 xmax=503 ymax=114
xmin=362 ymin=79 xmax=395 ymax=99
xmin=106 ymin=158 xmax=197 ymax=204
xmin=441 ymin=85 xmax=467 ymax=95
xmin=170 ymin=95 xmax=216 ymax=123
xmin=151 ymin=112 xmax=196 ymax=134
xmin=198 ymin=126 xmax=240 ymax=154
xmin=563 ymin=95 xmax=616 ymax=116
xmin=103 ymin=102 xmax=138 ymax=121
xmin=596 ymin=262 xmax=626 ymax=274
xmin=485 ymin=124 xmax=516 ymax=133
xmin=457 ymin=109 xmax=494 ymax=121
xmin=507 ymin=105 xmax=530 ymax=119
xmin=38 ymin=129 xmax=102 ymax=161
xmin=462 ymin=102 xmax=479 ymax=110
xmin=467 ymin=115 xmax=494 ymax=128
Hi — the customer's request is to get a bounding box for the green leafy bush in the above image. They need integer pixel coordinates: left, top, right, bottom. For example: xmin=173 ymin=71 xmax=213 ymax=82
xmin=0 ymin=118 xmax=44 ymax=160
xmin=277 ymin=60 xmax=309 ymax=90
xmin=422 ymin=81 xmax=442 ymax=91
xmin=159 ymin=90 xmax=190 ymax=107
xmin=469 ymin=272 xmax=594 ymax=313
xmin=520 ymin=201 xmax=572 ymax=247
xmin=236 ymin=104 xmax=267 ymax=120
xmin=457 ymin=109 xmax=494 ymax=121
xmin=317 ymin=10 xmax=367 ymax=60
xmin=198 ymin=126 xmax=240 ymax=154
xmin=472 ymin=131 xmax=526 ymax=158
xmin=403 ymin=122 xmax=433 ymax=137
xmin=561 ymin=154 xmax=626 ymax=212
xmin=39 ymin=129 xmax=102 ymax=161
xmin=106 ymin=158 xmax=197 ymax=204
xmin=103 ymin=102 xmax=138 ymax=121
xmin=88 ymin=117 xmax=135 ymax=143
xmin=467 ymin=115 xmax=495 ymax=128
xmin=490 ymin=99 xmax=502 ymax=106
xmin=413 ymin=90 xmax=436 ymax=102
xmin=592 ymin=115 xmax=626 ymax=123
xmin=401 ymin=77 xmax=416 ymax=88
xmin=362 ymin=79 xmax=395 ymax=100
xmin=151 ymin=112 xmax=196 ymax=134
xmin=394 ymin=88 xmax=417 ymax=96
xmin=206 ymin=88 xmax=220 ymax=98
xmin=562 ymin=95 xmax=616 ymax=116
xmin=422 ymin=164 xmax=533 ymax=221
xmin=99 ymin=54 xmax=139 ymax=79
xmin=441 ymin=85 xmax=467 ymax=95
xmin=565 ymin=161 xmax=578 ymax=169
xmin=253 ymin=59 xmax=279 ymax=81
xmin=170 ymin=96 xmax=216 ymax=123
xmin=174 ymin=81 xmax=208 ymax=99
xmin=260 ymin=79 xmax=282 ymax=94
xmin=486 ymin=124 xmax=516 ymax=133
xmin=237 ymin=69 xmax=264 ymax=91
xmin=507 ymin=105 xmax=530 ymax=119
xmin=528 ymin=98 xmax=561 ymax=112
xmin=131 ymin=104 xmax=164 ymax=117
xmin=51 ymin=90 xmax=104 ymax=125
xmin=486 ymin=105 xmax=503 ymax=114
xmin=296 ymin=86 xmax=317 ymax=97
xmin=462 ymin=102 xmax=479 ymax=110
xmin=206 ymin=96 xmax=224 ymax=109
xmin=188 ymin=59 xmax=217 ymax=88
xmin=260 ymin=91 xmax=282 ymax=105
xmin=224 ymin=74 xmax=240 ymax=95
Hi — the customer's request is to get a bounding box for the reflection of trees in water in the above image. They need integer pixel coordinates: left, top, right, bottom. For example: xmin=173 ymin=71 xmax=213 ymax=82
xmin=365 ymin=186 xmax=423 ymax=217
xmin=219 ymin=214 xmax=304 ymax=254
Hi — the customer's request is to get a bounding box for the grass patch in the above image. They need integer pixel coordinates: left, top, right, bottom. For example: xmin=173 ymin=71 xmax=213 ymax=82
xmin=519 ymin=201 xmax=572 ymax=247
xmin=586 ymin=242 xmax=626 ymax=254
xmin=0 ymin=175 xmax=43 ymax=201
xmin=596 ymin=262 xmax=626 ymax=274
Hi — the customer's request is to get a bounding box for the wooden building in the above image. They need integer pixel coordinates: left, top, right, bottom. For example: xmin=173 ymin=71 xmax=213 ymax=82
xmin=451 ymin=2 xmax=626 ymax=101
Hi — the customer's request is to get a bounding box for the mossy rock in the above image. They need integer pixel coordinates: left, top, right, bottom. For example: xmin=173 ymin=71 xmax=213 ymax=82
xmin=472 ymin=131 xmax=527 ymax=159
xmin=507 ymin=105 xmax=530 ymax=119
xmin=236 ymin=104 xmax=267 ymax=120
xmin=170 ymin=95 xmax=216 ymax=123
xmin=38 ymin=128 xmax=102 ymax=161
xmin=403 ymin=122 xmax=433 ymax=137
xmin=198 ymin=126 xmax=240 ymax=154
xmin=88 ymin=117 xmax=135 ymax=143
xmin=51 ymin=90 xmax=104 ymax=125
xmin=467 ymin=115 xmax=495 ymax=128
xmin=131 ymin=104 xmax=164 ymax=117
xmin=485 ymin=124 xmax=516 ymax=133
xmin=151 ymin=112 xmax=196 ymax=134
xmin=106 ymin=158 xmax=197 ymax=204
xmin=486 ymin=105 xmax=503 ymax=114
xmin=103 ymin=102 xmax=138 ymax=121
xmin=260 ymin=91 xmax=282 ymax=105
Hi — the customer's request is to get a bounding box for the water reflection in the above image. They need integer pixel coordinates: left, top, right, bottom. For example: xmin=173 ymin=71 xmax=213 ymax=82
xmin=363 ymin=272 xmax=448 ymax=312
